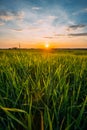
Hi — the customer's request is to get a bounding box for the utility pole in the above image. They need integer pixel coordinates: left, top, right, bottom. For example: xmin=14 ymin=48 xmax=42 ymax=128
xmin=19 ymin=43 xmax=20 ymax=49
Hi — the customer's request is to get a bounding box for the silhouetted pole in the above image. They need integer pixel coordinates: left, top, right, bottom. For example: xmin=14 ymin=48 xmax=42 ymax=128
xmin=19 ymin=43 xmax=20 ymax=49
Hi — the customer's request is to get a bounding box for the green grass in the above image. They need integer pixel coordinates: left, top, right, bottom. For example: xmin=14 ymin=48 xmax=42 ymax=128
xmin=0 ymin=49 xmax=87 ymax=130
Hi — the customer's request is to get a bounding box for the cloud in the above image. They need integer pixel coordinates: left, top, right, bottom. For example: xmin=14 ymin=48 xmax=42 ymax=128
xmin=54 ymin=32 xmax=87 ymax=37
xmin=69 ymin=24 xmax=86 ymax=29
xmin=0 ymin=21 xmax=4 ymax=26
xmin=28 ymin=26 xmax=41 ymax=31
xmin=48 ymin=15 xmax=57 ymax=20
xmin=0 ymin=10 xmax=24 ymax=21
xmin=43 ymin=36 xmax=54 ymax=39
xmin=10 ymin=28 xmax=23 ymax=32
xmin=0 ymin=11 xmax=13 ymax=21
xmin=32 ymin=7 xmax=41 ymax=10
xmin=44 ymin=33 xmax=68 ymax=39
xmin=82 ymin=8 xmax=87 ymax=13
xmin=67 ymin=24 xmax=86 ymax=31
xmin=37 ymin=15 xmax=57 ymax=25
xmin=55 ymin=34 xmax=66 ymax=36
xmin=73 ymin=8 xmax=87 ymax=15
xmin=68 ymin=33 xmax=87 ymax=37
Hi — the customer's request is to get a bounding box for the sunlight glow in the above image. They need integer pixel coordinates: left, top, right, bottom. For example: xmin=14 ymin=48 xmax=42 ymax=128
xmin=45 ymin=42 xmax=49 ymax=48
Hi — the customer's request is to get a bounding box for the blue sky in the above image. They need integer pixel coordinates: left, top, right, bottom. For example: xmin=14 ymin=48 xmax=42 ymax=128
xmin=0 ymin=0 xmax=87 ymax=48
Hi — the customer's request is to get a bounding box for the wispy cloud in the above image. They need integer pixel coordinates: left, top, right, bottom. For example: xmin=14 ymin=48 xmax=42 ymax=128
xmin=43 ymin=36 xmax=54 ymax=39
xmin=67 ymin=24 xmax=86 ymax=31
xmin=10 ymin=28 xmax=23 ymax=32
xmin=37 ymin=15 xmax=57 ymax=25
xmin=54 ymin=34 xmax=66 ymax=36
xmin=32 ymin=7 xmax=41 ymax=10
xmin=0 ymin=10 xmax=24 ymax=21
xmin=68 ymin=33 xmax=87 ymax=37
xmin=28 ymin=26 xmax=41 ymax=31
xmin=73 ymin=8 xmax=87 ymax=15
xmin=0 ymin=21 xmax=4 ymax=26
xmin=54 ymin=32 xmax=87 ymax=37
xmin=0 ymin=11 xmax=14 ymax=21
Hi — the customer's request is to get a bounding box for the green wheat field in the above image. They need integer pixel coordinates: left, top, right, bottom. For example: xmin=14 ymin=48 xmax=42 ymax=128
xmin=0 ymin=49 xmax=87 ymax=130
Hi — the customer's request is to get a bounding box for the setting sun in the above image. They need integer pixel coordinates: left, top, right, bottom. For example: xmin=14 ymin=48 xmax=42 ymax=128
xmin=45 ymin=43 xmax=50 ymax=48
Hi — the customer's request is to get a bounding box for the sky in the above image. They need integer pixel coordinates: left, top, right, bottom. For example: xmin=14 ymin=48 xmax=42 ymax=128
xmin=0 ymin=0 xmax=87 ymax=48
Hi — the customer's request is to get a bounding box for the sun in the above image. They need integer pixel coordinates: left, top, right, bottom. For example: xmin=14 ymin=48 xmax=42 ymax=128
xmin=45 ymin=43 xmax=49 ymax=48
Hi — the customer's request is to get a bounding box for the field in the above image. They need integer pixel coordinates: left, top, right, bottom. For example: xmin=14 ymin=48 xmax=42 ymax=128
xmin=0 ymin=49 xmax=87 ymax=130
